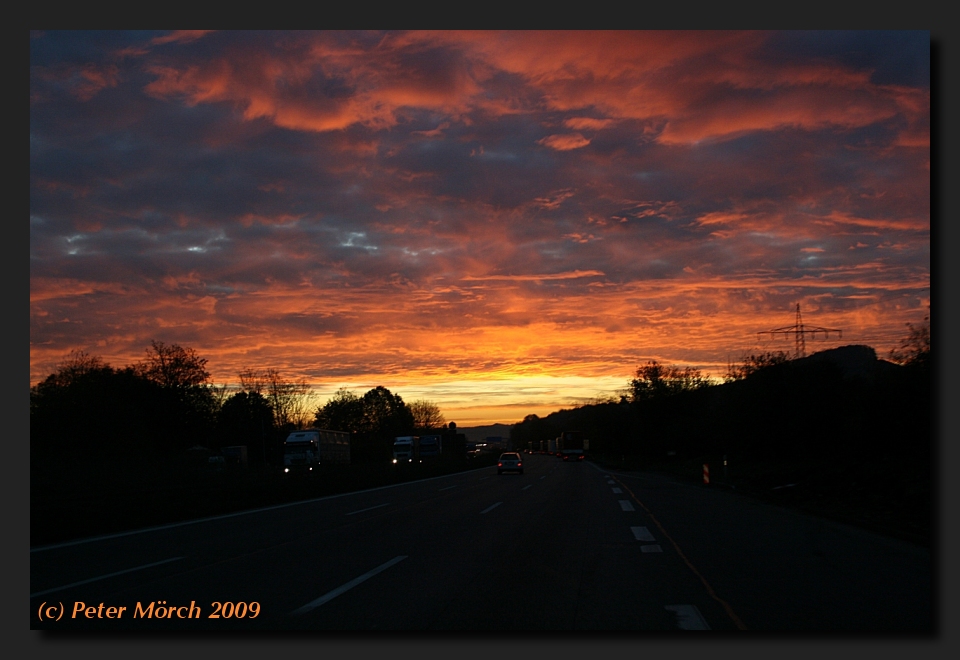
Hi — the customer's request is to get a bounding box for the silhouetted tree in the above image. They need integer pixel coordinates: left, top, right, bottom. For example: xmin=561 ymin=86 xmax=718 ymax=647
xmin=410 ymin=399 xmax=446 ymax=430
xmin=889 ymin=313 xmax=930 ymax=369
xmin=725 ymin=350 xmax=792 ymax=381
xmin=137 ymin=340 xmax=210 ymax=389
xmin=629 ymin=361 xmax=710 ymax=401
xmin=314 ymin=388 xmax=365 ymax=432
xmin=31 ymin=352 xmax=163 ymax=462
xmin=41 ymin=349 xmax=110 ymax=388
xmin=360 ymin=386 xmax=415 ymax=439
xmin=239 ymin=367 xmax=313 ymax=429
xmin=217 ymin=391 xmax=274 ymax=463
xmin=133 ymin=340 xmax=217 ymax=451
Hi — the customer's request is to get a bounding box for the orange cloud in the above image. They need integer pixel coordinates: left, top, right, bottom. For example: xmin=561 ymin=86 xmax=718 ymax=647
xmin=658 ymin=87 xmax=902 ymax=145
xmin=564 ymin=117 xmax=614 ymax=131
xmin=461 ymin=270 xmax=605 ymax=282
xmin=538 ymin=133 xmax=590 ymax=151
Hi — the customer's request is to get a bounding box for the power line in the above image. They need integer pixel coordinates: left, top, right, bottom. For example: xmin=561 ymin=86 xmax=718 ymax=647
xmin=757 ymin=303 xmax=843 ymax=359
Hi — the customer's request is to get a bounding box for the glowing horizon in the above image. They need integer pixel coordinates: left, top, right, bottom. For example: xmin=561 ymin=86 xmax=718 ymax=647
xmin=30 ymin=30 xmax=930 ymax=426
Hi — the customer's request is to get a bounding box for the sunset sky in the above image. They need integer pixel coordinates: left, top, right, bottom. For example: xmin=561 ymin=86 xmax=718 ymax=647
xmin=29 ymin=30 xmax=931 ymax=426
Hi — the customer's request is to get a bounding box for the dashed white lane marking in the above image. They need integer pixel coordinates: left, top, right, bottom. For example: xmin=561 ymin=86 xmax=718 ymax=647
xmin=631 ymin=526 xmax=656 ymax=541
xmin=540 ymin=476 xmax=546 ymax=480
xmin=665 ymin=604 xmax=711 ymax=630
xmin=480 ymin=502 xmax=503 ymax=514
xmin=290 ymin=556 xmax=408 ymax=616
xmin=611 ymin=487 xmax=622 ymax=493
xmin=522 ymin=485 xmax=532 ymax=490
xmin=619 ymin=500 xmax=635 ymax=511
xmin=641 ymin=545 xmax=663 ymax=553
xmin=345 ymin=503 xmax=391 ymax=516
xmin=30 ymin=557 xmax=184 ymax=598
xmin=438 ymin=485 xmax=458 ymax=491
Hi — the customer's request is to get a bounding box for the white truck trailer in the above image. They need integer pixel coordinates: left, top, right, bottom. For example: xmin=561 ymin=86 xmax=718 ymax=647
xmin=283 ymin=428 xmax=350 ymax=473
xmin=392 ymin=436 xmax=420 ymax=464
xmin=418 ymin=434 xmax=442 ymax=460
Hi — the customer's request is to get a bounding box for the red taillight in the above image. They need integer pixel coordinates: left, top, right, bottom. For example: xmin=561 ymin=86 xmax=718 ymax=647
xmin=517 ymin=463 xmax=522 ymax=467
xmin=498 ymin=462 xmax=503 ymax=466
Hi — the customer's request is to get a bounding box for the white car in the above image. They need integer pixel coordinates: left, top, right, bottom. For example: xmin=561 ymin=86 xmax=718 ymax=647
xmin=497 ymin=452 xmax=524 ymax=475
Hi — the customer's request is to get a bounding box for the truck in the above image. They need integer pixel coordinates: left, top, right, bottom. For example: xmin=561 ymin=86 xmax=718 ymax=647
xmin=283 ymin=428 xmax=350 ymax=473
xmin=559 ymin=431 xmax=588 ymax=462
xmin=392 ymin=436 xmax=420 ymax=464
xmin=418 ymin=434 xmax=442 ymax=460
xmin=485 ymin=436 xmax=513 ymax=452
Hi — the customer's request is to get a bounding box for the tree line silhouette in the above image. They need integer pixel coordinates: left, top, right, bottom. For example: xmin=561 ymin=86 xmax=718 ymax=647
xmin=30 ymin=340 xmax=446 ymax=470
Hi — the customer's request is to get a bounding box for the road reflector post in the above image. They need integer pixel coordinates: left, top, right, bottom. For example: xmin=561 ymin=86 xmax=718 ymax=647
xmin=703 ymin=463 xmax=710 ymax=485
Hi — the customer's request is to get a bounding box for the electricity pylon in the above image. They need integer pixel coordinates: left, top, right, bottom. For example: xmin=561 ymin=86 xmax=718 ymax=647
xmin=757 ymin=303 xmax=842 ymax=359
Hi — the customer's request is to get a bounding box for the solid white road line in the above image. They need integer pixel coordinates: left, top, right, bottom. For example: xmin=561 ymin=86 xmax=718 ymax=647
xmin=665 ymin=604 xmax=711 ymax=630
xmin=32 ymin=468 xmax=482 ymax=553
xmin=344 ymin=503 xmax=391 ymax=516
xmin=290 ymin=556 xmax=408 ymax=616
xmin=30 ymin=557 xmax=184 ymax=598
xmin=438 ymin=485 xmax=458 ymax=491
xmin=631 ymin=526 xmax=656 ymax=541
xmin=480 ymin=502 xmax=503 ymax=514
xmin=619 ymin=500 xmax=635 ymax=511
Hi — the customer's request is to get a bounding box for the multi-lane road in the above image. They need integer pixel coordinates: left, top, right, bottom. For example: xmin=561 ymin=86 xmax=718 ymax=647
xmin=30 ymin=454 xmax=933 ymax=631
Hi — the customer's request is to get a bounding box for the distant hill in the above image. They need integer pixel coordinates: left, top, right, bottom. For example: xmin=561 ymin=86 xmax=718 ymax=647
xmin=457 ymin=423 xmax=513 ymax=443
xmin=798 ymin=344 xmax=901 ymax=381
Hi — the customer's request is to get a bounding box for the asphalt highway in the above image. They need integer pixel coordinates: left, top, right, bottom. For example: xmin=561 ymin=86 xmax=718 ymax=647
xmin=30 ymin=454 xmax=932 ymax=631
